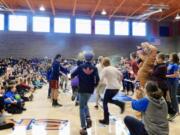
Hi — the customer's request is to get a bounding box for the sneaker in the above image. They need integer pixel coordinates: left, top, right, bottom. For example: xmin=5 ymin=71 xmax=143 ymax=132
xmin=71 ymin=95 xmax=76 ymax=101
xmin=75 ymin=102 xmax=79 ymax=106
xmin=22 ymin=108 xmax=27 ymax=111
xmin=86 ymin=118 xmax=92 ymax=128
xmin=52 ymin=100 xmax=63 ymax=107
xmin=80 ymin=128 xmax=87 ymax=135
xmin=94 ymin=105 xmax=98 ymax=109
xmin=120 ymin=102 xmax=125 ymax=114
xmin=53 ymin=102 xmax=63 ymax=107
xmin=168 ymin=114 xmax=177 ymax=121
xmin=99 ymin=119 xmax=109 ymax=125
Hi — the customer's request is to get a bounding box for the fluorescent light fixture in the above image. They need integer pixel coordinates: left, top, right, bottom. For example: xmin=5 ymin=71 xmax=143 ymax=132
xmin=39 ymin=6 xmax=45 ymax=11
xmin=101 ymin=9 xmax=107 ymax=15
xmin=175 ymin=14 xmax=180 ymax=20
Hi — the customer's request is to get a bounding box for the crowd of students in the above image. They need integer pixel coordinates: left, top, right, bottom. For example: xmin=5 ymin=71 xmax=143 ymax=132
xmin=0 ymin=58 xmax=47 ymax=130
xmin=0 ymin=46 xmax=180 ymax=135
xmin=46 ymin=49 xmax=179 ymax=135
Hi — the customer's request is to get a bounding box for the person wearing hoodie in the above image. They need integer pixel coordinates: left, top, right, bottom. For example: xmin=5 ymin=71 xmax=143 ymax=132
xmin=71 ymin=51 xmax=99 ymax=135
xmin=124 ymin=81 xmax=169 ymax=135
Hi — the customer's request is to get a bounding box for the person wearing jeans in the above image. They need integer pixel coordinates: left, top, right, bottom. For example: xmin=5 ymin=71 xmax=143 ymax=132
xmin=79 ymin=93 xmax=91 ymax=128
xmin=71 ymin=52 xmax=99 ymax=135
xmin=99 ymin=57 xmax=125 ymax=125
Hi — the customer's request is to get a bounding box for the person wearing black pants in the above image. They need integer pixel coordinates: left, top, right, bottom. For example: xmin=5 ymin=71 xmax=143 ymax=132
xmin=166 ymin=53 xmax=180 ymax=120
xmin=124 ymin=81 xmax=169 ymax=135
xmin=102 ymin=89 xmax=125 ymax=124
xmin=99 ymin=57 xmax=125 ymax=125
xmin=124 ymin=116 xmax=148 ymax=135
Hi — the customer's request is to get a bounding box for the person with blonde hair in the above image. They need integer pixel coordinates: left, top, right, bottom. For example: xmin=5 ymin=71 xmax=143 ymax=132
xmin=99 ymin=57 xmax=125 ymax=125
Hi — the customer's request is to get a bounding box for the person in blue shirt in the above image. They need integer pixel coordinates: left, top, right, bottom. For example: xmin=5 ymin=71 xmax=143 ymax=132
xmin=124 ymin=81 xmax=169 ymax=135
xmin=166 ymin=53 xmax=179 ymax=120
xmin=71 ymin=52 xmax=99 ymax=135
xmin=50 ymin=54 xmax=68 ymax=107
xmin=4 ymin=84 xmax=26 ymax=114
xmin=0 ymin=86 xmax=15 ymax=130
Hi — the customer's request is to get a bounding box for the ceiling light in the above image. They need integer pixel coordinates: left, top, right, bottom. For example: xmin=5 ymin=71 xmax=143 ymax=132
xmin=101 ymin=9 xmax=107 ymax=15
xmin=39 ymin=6 xmax=45 ymax=11
xmin=159 ymin=8 xmax=163 ymax=12
xmin=175 ymin=14 xmax=180 ymax=20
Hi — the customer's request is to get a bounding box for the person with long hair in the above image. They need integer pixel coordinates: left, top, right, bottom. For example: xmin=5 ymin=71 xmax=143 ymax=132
xmin=166 ymin=53 xmax=180 ymax=120
xmin=124 ymin=81 xmax=169 ymax=135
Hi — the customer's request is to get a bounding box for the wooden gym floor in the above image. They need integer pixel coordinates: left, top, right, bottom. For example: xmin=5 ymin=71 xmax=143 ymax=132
xmin=1 ymin=84 xmax=180 ymax=135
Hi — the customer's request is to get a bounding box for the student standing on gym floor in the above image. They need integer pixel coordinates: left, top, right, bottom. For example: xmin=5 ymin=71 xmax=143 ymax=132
xmin=99 ymin=57 xmax=125 ymax=125
xmin=71 ymin=51 xmax=99 ymax=135
xmin=50 ymin=54 xmax=67 ymax=107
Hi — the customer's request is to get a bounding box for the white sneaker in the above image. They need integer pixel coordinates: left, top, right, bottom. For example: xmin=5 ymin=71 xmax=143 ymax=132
xmin=3 ymin=112 xmax=12 ymax=117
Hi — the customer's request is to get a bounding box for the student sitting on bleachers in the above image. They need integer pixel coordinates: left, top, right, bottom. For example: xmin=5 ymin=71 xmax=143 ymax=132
xmin=0 ymin=86 xmax=15 ymax=130
xmin=4 ymin=82 xmax=26 ymax=114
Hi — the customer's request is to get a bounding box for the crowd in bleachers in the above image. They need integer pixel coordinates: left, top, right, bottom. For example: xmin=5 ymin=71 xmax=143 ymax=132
xmin=0 ymin=58 xmax=48 ymax=130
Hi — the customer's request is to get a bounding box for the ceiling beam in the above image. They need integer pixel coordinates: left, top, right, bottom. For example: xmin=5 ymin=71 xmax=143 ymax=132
xmin=158 ymin=8 xmax=180 ymax=22
xmin=50 ymin=0 xmax=56 ymax=16
xmin=72 ymin=0 xmax=78 ymax=16
xmin=0 ymin=0 xmax=14 ymax=13
xmin=158 ymin=0 xmax=175 ymax=19
xmin=91 ymin=0 xmax=101 ymax=18
xmin=125 ymin=0 xmax=150 ymax=20
xmin=25 ymin=0 xmax=35 ymax=13
xmin=109 ymin=0 xmax=126 ymax=19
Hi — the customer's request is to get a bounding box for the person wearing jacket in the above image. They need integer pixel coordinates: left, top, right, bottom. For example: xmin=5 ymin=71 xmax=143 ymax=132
xmin=50 ymin=54 xmax=67 ymax=107
xmin=71 ymin=52 xmax=99 ymax=135
xmin=124 ymin=81 xmax=169 ymax=135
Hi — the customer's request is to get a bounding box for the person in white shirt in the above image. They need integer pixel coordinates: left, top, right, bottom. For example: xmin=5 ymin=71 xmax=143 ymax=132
xmin=99 ymin=57 xmax=125 ymax=125
xmin=95 ymin=56 xmax=106 ymax=109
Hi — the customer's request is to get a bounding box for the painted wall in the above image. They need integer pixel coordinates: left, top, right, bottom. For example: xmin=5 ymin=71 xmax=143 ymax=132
xmin=0 ymin=31 xmax=176 ymax=58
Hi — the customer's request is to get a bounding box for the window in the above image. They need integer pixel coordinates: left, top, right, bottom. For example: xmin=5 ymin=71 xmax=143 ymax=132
xmin=0 ymin=14 xmax=4 ymax=30
xmin=132 ymin=22 xmax=146 ymax=36
xmin=9 ymin=15 xmax=27 ymax=31
xmin=54 ymin=18 xmax=70 ymax=33
xmin=114 ymin=21 xmax=129 ymax=35
xmin=33 ymin=16 xmax=50 ymax=32
xmin=95 ymin=20 xmax=110 ymax=35
xmin=75 ymin=19 xmax=91 ymax=34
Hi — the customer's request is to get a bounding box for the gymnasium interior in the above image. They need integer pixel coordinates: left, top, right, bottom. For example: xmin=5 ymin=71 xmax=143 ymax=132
xmin=0 ymin=0 xmax=180 ymax=135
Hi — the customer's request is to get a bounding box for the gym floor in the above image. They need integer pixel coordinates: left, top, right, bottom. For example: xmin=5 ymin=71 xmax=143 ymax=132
xmin=2 ymin=84 xmax=180 ymax=135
